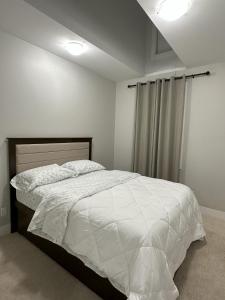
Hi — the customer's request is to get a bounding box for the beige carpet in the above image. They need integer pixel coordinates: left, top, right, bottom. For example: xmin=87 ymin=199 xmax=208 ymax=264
xmin=0 ymin=214 xmax=225 ymax=300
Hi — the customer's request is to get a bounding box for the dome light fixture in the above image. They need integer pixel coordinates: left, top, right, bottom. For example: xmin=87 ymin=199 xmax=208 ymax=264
xmin=64 ymin=41 xmax=87 ymax=56
xmin=157 ymin=0 xmax=192 ymax=21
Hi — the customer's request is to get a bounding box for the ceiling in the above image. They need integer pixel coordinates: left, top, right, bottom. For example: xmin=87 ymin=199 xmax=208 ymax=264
xmin=1 ymin=0 xmax=221 ymax=81
xmin=24 ymin=0 xmax=150 ymax=75
xmin=0 ymin=0 xmax=149 ymax=81
xmin=137 ymin=0 xmax=225 ymax=67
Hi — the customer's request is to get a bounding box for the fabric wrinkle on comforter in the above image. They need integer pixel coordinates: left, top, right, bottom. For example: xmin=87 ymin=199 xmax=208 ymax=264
xmin=28 ymin=170 xmax=205 ymax=300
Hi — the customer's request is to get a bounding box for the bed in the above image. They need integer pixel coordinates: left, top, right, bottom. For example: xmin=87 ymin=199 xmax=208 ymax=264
xmin=8 ymin=138 xmax=205 ymax=300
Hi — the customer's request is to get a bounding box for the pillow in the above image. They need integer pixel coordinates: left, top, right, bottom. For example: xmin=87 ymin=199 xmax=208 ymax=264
xmin=62 ymin=160 xmax=105 ymax=176
xmin=10 ymin=164 xmax=75 ymax=192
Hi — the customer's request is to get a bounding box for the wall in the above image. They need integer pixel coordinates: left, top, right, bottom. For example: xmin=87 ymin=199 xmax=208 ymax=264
xmin=114 ymin=63 xmax=225 ymax=212
xmin=0 ymin=30 xmax=116 ymax=229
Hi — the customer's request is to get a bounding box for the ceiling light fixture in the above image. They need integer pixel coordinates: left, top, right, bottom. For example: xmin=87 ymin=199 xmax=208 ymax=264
xmin=157 ymin=0 xmax=192 ymax=21
xmin=64 ymin=41 xmax=87 ymax=56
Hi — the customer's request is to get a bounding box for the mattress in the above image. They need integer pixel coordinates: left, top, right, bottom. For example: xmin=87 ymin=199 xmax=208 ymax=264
xmin=16 ymin=176 xmax=91 ymax=210
xmin=16 ymin=190 xmax=43 ymax=211
xmin=16 ymin=176 xmax=81 ymax=210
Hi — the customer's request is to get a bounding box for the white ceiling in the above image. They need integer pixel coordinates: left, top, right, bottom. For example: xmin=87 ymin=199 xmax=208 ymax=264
xmin=0 ymin=0 xmax=143 ymax=81
xmin=2 ymin=0 xmax=220 ymax=81
xmin=137 ymin=0 xmax=225 ymax=67
xmin=24 ymin=0 xmax=150 ymax=75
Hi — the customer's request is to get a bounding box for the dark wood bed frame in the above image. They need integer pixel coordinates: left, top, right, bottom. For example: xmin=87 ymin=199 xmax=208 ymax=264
xmin=8 ymin=138 xmax=126 ymax=300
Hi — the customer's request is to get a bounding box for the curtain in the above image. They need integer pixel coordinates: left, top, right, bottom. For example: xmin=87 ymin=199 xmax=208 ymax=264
xmin=132 ymin=76 xmax=186 ymax=182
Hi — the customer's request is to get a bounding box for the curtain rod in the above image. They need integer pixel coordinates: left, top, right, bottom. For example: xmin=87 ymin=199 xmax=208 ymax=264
xmin=127 ymin=71 xmax=210 ymax=88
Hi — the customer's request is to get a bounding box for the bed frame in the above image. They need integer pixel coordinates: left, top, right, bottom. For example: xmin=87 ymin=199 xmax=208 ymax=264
xmin=8 ymin=138 xmax=126 ymax=300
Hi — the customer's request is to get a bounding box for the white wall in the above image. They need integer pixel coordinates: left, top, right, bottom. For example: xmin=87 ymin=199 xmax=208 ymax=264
xmin=0 ymin=30 xmax=116 ymax=228
xmin=114 ymin=63 xmax=225 ymax=212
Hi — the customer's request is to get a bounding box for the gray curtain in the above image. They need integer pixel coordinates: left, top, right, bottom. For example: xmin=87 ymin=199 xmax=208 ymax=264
xmin=132 ymin=76 xmax=186 ymax=182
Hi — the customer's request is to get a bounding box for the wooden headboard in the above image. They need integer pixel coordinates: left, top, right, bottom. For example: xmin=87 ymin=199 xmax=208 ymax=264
xmin=8 ymin=138 xmax=92 ymax=232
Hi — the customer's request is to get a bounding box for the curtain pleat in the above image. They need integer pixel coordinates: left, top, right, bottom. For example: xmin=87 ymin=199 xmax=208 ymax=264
xmin=132 ymin=76 xmax=186 ymax=182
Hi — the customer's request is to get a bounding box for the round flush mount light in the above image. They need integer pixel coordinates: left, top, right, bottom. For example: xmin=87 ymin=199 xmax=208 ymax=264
xmin=157 ymin=0 xmax=192 ymax=21
xmin=64 ymin=41 xmax=87 ymax=56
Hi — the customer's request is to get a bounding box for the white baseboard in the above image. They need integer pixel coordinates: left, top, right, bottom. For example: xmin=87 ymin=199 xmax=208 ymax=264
xmin=0 ymin=223 xmax=10 ymax=236
xmin=201 ymin=206 xmax=225 ymax=221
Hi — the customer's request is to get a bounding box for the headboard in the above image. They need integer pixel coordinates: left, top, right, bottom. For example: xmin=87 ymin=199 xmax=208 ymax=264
xmin=8 ymin=137 xmax=92 ymax=232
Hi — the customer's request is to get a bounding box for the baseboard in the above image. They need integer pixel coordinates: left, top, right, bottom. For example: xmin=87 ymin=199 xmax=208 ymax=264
xmin=201 ymin=206 xmax=225 ymax=221
xmin=0 ymin=223 xmax=10 ymax=236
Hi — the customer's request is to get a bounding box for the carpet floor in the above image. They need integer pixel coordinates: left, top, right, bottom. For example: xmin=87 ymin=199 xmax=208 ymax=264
xmin=0 ymin=213 xmax=224 ymax=300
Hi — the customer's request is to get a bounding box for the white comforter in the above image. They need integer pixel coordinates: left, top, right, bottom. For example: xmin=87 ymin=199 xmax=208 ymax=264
xmin=28 ymin=170 xmax=205 ymax=300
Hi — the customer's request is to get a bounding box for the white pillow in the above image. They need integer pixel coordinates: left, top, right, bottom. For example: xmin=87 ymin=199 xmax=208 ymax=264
xmin=62 ymin=160 xmax=105 ymax=176
xmin=10 ymin=164 xmax=75 ymax=192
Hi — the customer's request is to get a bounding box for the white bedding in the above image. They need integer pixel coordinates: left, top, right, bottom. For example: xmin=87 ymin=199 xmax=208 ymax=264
xmin=17 ymin=190 xmax=42 ymax=210
xmin=27 ymin=170 xmax=205 ymax=300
